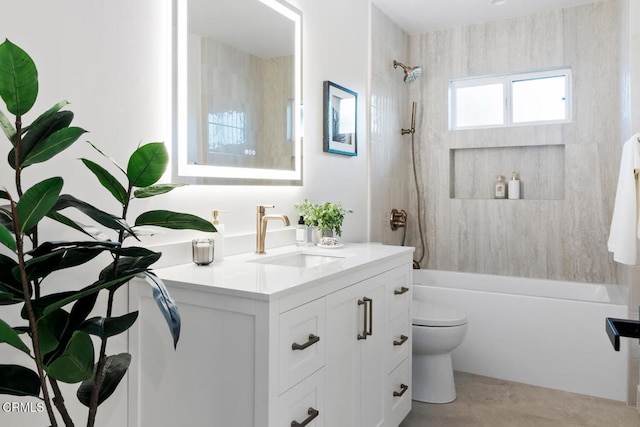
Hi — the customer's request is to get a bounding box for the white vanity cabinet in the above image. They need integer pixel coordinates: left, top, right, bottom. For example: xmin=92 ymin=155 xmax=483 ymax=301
xmin=128 ymin=244 xmax=412 ymax=427
xmin=325 ymin=273 xmax=387 ymax=427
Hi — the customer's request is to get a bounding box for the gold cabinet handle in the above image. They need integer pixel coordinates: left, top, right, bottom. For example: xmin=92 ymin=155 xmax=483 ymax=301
xmin=393 ymin=334 xmax=408 ymax=346
xmin=394 ymin=286 xmax=409 ymax=295
xmin=393 ymin=383 xmax=409 ymax=397
xmin=291 ymin=407 xmax=319 ymax=427
xmin=292 ymin=334 xmax=320 ymax=351
xmin=365 ymin=297 xmax=373 ymax=337
xmin=357 ymin=297 xmax=373 ymax=340
xmin=357 ymin=298 xmax=368 ymax=340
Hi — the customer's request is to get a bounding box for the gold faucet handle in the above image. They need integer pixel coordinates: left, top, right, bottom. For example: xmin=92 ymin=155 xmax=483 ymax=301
xmin=257 ymin=204 xmax=275 ymax=213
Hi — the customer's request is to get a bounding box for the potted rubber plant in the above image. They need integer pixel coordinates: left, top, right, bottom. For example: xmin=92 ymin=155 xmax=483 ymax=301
xmin=0 ymin=39 xmax=215 ymax=427
xmin=294 ymin=199 xmax=352 ymax=243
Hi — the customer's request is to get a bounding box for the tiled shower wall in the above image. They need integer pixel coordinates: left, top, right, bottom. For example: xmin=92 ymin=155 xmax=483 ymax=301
xmin=370 ymin=5 xmax=412 ymax=246
xmin=405 ymin=0 xmax=622 ymax=283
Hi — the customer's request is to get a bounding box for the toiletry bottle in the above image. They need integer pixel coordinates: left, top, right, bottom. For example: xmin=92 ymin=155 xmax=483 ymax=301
xmin=508 ymin=172 xmax=520 ymax=200
xmin=296 ymin=216 xmax=307 ymax=247
xmin=494 ymin=175 xmax=506 ymax=199
xmin=211 ymin=209 xmax=226 ymax=261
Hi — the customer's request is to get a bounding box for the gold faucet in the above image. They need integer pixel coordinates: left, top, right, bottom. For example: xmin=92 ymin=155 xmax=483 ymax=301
xmin=256 ymin=205 xmax=290 ymax=254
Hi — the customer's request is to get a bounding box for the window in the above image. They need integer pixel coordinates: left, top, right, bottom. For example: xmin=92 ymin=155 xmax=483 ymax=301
xmin=449 ymin=68 xmax=571 ymax=130
xmin=207 ymin=110 xmax=246 ymax=151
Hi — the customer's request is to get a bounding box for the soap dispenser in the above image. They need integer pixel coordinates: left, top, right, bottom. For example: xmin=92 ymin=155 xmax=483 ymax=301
xmin=508 ymin=172 xmax=520 ymax=200
xmin=296 ymin=216 xmax=307 ymax=247
xmin=211 ymin=209 xmax=226 ymax=261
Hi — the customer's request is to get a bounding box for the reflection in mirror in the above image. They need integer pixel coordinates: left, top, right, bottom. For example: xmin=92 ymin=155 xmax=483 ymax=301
xmin=174 ymin=0 xmax=302 ymax=184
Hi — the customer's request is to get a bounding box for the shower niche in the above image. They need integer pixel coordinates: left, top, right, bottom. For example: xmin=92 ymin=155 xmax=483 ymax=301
xmin=449 ymin=144 xmax=565 ymax=200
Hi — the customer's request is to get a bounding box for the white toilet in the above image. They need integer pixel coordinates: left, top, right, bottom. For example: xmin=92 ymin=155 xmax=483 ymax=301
xmin=412 ymin=301 xmax=468 ymax=403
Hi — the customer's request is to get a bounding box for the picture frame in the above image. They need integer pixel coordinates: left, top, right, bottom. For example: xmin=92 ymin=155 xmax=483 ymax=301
xmin=323 ymin=81 xmax=357 ymax=156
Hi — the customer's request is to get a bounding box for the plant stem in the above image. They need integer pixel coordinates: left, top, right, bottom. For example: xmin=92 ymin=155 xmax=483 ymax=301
xmin=86 ymin=289 xmax=114 ymax=427
xmin=14 ymin=116 xmax=23 ymax=198
xmin=9 ymin=195 xmax=58 ymax=427
xmin=49 ymin=378 xmax=74 ymax=426
xmin=86 ymin=184 xmax=132 ymax=427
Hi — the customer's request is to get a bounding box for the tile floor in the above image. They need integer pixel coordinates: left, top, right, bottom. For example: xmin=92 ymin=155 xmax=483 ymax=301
xmin=400 ymin=372 xmax=640 ymax=427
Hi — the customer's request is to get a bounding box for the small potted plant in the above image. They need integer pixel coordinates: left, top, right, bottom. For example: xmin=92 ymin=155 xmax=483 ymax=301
xmin=294 ymin=199 xmax=352 ymax=244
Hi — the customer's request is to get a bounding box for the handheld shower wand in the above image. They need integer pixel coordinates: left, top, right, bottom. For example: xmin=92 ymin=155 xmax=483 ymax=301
xmin=401 ymin=102 xmax=417 ymax=135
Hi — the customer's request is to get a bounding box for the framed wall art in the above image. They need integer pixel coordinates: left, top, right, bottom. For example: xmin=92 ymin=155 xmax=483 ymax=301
xmin=323 ymin=81 xmax=357 ymax=156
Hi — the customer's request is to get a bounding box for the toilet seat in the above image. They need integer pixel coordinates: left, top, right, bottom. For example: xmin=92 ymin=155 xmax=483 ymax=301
xmin=413 ymin=301 xmax=467 ymax=327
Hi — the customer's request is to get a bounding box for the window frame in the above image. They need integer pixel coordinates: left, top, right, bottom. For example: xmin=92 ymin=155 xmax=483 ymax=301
xmin=449 ymin=68 xmax=572 ymax=130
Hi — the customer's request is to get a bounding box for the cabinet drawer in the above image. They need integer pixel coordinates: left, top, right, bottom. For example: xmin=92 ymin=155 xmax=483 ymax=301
xmin=279 ymin=368 xmax=325 ymax=427
xmin=386 ymin=358 xmax=412 ymax=427
xmin=279 ymin=298 xmax=326 ymax=394
xmin=388 ymin=316 xmax=410 ymax=373
xmin=388 ymin=268 xmax=411 ymax=323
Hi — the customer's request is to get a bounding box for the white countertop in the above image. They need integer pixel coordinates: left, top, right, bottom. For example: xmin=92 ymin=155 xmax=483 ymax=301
xmin=154 ymin=243 xmax=414 ymax=300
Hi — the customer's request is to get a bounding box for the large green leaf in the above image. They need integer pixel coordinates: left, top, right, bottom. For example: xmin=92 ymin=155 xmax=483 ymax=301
xmin=77 ymin=353 xmax=131 ymax=407
xmin=0 ymin=109 xmax=15 ymax=143
xmin=135 ymin=210 xmax=216 ymax=232
xmin=0 ymin=207 xmax=13 ymax=233
xmin=45 ymin=331 xmax=94 ymax=384
xmin=37 ymin=309 xmax=69 ymax=356
xmin=0 ymin=365 xmax=40 ymax=397
xmin=8 ymin=110 xmax=74 ymax=169
xmin=0 ymin=254 xmax=24 ymax=304
xmin=28 ymin=240 xmax=120 ymax=258
xmin=111 ymin=246 xmax=156 ymax=258
xmin=99 ymin=251 xmax=160 ymax=281
xmin=0 ymin=223 xmax=16 ymax=252
xmin=33 ymin=274 xmax=139 ymax=320
xmin=46 ymin=211 xmax=100 ymax=239
xmin=126 ymin=142 xmax=168 ymax=188
xmin=22 ymin=126 xmax=86 ymax=167
xmin=80 ymin=312 xmax=138 ymax=339
xmin=86 ymin=140 xmax=126 ymax=176
xmin=133 ymin=183 xmax=185 ymax=199
xmin=0 ymin=39 xmax=38 ymax=116
xmin=44 ymin=294 xmax=97 ymax=366
xmin=52 ymin=194 xmax=135 ymax=237
xmin=143 ymin=272 xmax=180 ymax=349
xmin=22 ymin=100 xmax=69 ymax=133
xmin=81 ymin=158 xmax=127 ymax=205
xmin=22 ymin=241 xmax=119 ymax=281
xmin=15 ymin=177 xmax=63 ymax=233
xmin=0 ymin=318 xmax=30 ymax=354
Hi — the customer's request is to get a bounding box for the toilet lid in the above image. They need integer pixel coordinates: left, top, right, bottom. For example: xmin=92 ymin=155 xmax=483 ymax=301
xmin=413 ymin=301 xmax=467 ymax=327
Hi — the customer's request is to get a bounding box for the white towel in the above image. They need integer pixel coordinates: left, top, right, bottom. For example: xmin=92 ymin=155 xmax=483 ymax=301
xmin=608 ymin=133 xmax=640 ymax=265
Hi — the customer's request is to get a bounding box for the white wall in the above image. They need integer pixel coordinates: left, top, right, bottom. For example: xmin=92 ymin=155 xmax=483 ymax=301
xmin=0 ymin=0 xmax=370 ymax=425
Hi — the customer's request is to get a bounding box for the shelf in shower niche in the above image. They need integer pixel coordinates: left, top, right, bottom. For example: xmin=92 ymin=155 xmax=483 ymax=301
xmin=449 ymin=144 xmax=565 ymax=200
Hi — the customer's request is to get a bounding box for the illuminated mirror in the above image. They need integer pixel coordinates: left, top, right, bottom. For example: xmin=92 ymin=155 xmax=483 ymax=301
xmin=174 ymin=0 xmax=302 ymax=184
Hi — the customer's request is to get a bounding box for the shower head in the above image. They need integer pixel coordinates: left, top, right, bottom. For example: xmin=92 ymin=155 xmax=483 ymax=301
xmin=394 ymin=60 xmax=422 ymax=84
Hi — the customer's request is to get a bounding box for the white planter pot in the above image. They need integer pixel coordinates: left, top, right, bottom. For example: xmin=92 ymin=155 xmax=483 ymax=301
xmin=311 ymin=227 xmax=333 ymax=244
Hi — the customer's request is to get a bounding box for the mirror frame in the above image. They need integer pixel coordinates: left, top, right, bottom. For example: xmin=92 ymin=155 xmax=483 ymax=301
xmin=174 ymin=0 xmax=303 ymax=184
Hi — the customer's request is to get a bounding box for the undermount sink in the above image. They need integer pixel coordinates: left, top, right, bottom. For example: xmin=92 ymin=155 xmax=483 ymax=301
xmin=250 ymin=252 xmax=345 ymax=268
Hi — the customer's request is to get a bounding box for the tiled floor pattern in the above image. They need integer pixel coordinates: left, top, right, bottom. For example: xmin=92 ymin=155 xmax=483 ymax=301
xmin=400 ymin=372 xmax=640 ymax=427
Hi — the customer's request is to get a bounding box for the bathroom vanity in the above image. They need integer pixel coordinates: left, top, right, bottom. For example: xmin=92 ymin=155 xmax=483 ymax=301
xmin=128 ymin=243 xmax=413 ymax=426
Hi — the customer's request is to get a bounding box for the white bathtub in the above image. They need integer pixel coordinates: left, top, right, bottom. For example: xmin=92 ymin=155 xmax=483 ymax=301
xmin=413 ymin=269 xmax=629 ymax=401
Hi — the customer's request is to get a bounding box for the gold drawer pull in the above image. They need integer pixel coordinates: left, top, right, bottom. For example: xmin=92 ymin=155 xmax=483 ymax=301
xmin=393 ymin=335 xmax=408 ymax=346
xmin=291 ymin=407 xmax=319 ymax=427
xmin=394 ymin=286 xmax=409 ymax=295
xmin=292 ymin=334 xmax=320 ymax=351
xmin=357 ymin=297 xmax=373 ymax=340
xmin=393 ymin=383 xmax=409 ymax=397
